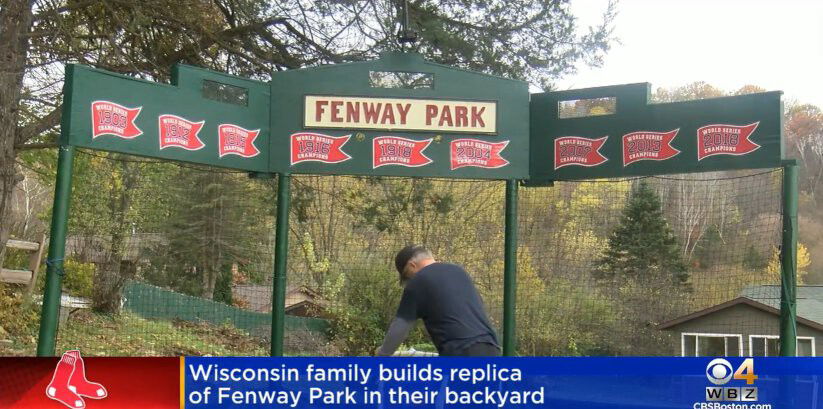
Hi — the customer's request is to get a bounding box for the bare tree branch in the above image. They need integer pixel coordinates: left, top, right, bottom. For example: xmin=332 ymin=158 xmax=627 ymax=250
xmin=17 ymin=105 xmax=61 ymax=144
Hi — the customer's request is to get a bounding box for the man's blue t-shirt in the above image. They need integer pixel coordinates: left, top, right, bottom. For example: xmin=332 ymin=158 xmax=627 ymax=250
xmin=396 ymin=262 xmax=499 ymax=355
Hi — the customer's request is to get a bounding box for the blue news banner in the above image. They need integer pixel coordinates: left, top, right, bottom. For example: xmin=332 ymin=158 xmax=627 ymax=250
xmin=183 ymin=357 xmax=823 ymax=409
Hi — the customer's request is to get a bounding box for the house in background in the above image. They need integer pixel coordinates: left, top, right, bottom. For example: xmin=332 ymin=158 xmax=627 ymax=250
xmin=232 ymin=284 xmax=327 ymax=318
xmin=658 ymin=285 xmax=822 ymax=357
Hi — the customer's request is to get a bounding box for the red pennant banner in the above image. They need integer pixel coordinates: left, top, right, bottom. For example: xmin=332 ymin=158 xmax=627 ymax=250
xmin=622 ymin=129 xmax=680 ymax=166
xmin=91 ymin=101 xmax=143 ymax=139
xmin=218 ymin=124 xmax=260 ymax=158
xmin=554 ymin=136 xmax=608 ymax=169
xmin=449 ymin=139 xmax=510 ymax=170
xmin=290 ymin=132 xmax=352 ymax=164
xmin=158 ymin=114 xmax=205 ymax=151
xmin=697 ymin=122 xmax=760 ymax=160
xmin=373 ymin=136 xmax=433 ymax=168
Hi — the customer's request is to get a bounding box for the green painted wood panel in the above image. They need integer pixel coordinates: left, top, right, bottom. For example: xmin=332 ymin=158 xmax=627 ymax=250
xmin=60 ymin=59 xmax=783 ymax=181
xmin=60 ymin=64 xmax=270 ymax=172
xmin=269 ymin=52 xmax=530 ymax=179
xmin=528 ymin=83 xmax=783 ymax=183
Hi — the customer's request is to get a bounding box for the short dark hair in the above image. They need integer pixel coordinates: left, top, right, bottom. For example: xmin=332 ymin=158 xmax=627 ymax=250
xmin=394 ymin=245 xmax=430 ymax=279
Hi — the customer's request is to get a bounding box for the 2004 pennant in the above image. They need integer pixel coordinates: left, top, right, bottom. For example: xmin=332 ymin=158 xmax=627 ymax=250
xmin=450 ymin=139 xmax=509 ymax=170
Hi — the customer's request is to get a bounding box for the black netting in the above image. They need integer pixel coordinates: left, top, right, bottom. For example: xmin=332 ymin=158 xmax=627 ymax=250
xmin=282 ymin=176 xmax=504 ymax=356
xmin=517 ymin=170 xmax=783 ymax=356
xmin=48 ymin=152 xmax=784 ymax=357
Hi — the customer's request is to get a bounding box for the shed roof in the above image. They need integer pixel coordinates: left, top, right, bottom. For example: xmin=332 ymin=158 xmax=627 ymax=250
xmin=657 ymin=285 xmax=823 ymax=331
xmin=232 ymin=284 xmax=324 ymax=313
xmin=740 ymin=285 xmax=823 ymax=325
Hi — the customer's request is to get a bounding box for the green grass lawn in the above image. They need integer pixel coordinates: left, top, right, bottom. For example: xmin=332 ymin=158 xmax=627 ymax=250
xmin=1 ymin=308 xmax=267 ymax=356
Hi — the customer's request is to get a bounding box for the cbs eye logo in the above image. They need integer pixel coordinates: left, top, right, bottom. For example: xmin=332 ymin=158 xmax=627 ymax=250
xmin=706 ymin=358 xmax=758 ymax=385
xmin=706 ymin=359 xmax=733 ymax=385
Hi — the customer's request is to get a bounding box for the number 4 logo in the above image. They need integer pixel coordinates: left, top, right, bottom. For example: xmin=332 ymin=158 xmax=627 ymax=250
xmin=733 ymin=358 xmax=758 ymax=385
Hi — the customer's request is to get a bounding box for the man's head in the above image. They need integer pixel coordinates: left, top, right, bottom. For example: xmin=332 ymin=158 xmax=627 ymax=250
xmin=394 ymin=245 xmax=435 ymax=284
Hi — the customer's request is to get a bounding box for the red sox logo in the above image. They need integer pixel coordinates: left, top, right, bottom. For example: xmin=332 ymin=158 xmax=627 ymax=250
xmin=46 ymin=351 xmax=107 ymax=408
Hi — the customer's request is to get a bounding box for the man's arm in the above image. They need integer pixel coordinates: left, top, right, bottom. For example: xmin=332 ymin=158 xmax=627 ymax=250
xmin=376 ymin=317 xmax=415 ymax=356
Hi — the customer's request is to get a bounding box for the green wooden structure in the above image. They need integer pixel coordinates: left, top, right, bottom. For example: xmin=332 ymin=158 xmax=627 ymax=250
xmin=37 ymin=51 xmax=795 ymax=357
xmin=529 ymin=83 xmax=783 ymax=183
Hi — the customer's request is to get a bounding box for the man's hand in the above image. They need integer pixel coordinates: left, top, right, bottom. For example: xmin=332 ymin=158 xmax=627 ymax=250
xmin=374 ymin=346 xmax=393 ymax=357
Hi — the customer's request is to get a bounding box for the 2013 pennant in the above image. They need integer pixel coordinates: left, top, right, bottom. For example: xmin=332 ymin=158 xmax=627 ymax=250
xmin=622 ymin=129 xmax=680 ymax=166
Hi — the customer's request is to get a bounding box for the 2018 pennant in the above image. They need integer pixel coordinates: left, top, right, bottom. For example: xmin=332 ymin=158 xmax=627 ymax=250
xmin=697 ymin=122 xmax=760 ymax=160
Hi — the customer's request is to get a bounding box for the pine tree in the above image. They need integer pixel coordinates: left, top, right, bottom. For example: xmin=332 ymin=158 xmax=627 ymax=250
xmin=595 ymin=180 xmax=689 ymax=287
xmin=692 ymin=225 xmax=722 ymax=269
xmin=143 ymin=169 xmax=271 ymax=302
xmin=742 ymin=245 xmax=767 ymax=270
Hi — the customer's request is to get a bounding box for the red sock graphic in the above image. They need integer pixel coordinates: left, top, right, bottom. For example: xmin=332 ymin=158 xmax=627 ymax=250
xmin=46 ymin=353 xmax=85 ymax=409
xmin=66 ymin=351 xmax=108 ymax=399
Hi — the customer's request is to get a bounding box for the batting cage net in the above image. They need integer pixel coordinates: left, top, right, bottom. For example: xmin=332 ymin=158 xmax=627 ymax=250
xmin=43 ymin=152 xmax=785 ymax=357
xmin=517 ymin=170 xmax=784 ymax=357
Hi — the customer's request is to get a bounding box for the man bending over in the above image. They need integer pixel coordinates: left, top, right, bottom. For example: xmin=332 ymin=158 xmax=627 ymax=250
xmin=376 ymin=245 xmax=500 ymax=357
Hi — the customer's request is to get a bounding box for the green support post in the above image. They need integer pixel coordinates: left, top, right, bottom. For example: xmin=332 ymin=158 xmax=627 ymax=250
xmin=36 ymin=145 xmax=75 ymax=356
xmin=502 ymin=179 xmax=518 ymax=356
xmin=780 ymin=160 xmax=798 ymax=356
xmin=270 ymin=173 xmax=291 ymax=356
